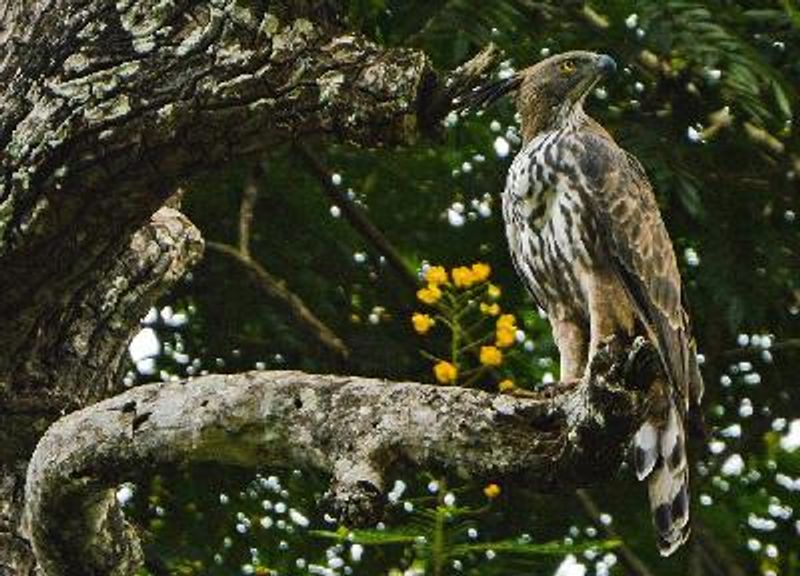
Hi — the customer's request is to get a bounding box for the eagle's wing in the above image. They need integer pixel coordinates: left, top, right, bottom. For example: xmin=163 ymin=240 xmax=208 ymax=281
xmin=571 ymin=132 xmax=692 ymax=405
xmin=569 ymin=130 xmax=702 ymax=556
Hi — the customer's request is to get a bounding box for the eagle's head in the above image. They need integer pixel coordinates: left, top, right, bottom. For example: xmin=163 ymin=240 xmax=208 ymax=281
xmin=462 ymin=51 xmax=616 ymax=141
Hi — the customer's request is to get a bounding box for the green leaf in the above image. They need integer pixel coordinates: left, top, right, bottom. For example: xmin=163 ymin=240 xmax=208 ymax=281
xmin=311 ymin=528 xmax=421 ymax=546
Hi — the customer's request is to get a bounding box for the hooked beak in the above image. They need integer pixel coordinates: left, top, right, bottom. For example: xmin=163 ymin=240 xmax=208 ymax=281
xmin=596 ymin=54 xmax=617 ymax=76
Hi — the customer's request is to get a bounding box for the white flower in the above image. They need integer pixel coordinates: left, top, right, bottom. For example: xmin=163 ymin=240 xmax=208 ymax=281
xmin=330 ymin=205 xmax=341 ymax=218
xmin=331 ymin=173 xmax=343 ymax=186
xmin=350 ymin=543 xmax=364 ymax=562
xmin=780 ymin=419 xmax=800 ymax=452
xmin=447 ymin=208 xmax=466 ymax=227
xmin=554 ymin=554 xmax=587 ymax=576
xmin=708 ymin=440 xmax=726 ymax=454
xmin=493 ymin=136 xmax=511 ymax=158
xmin=116 ymin=484 xmax=134 ymax=506
xmin=721 ymin=453 xmax=744 ymax=476
xmin=142 ymin=307 xmax=159 ymax=325
xmin=687 ymin=126 xmax=704 ymax=143
xmin=625 ymin=13 xmax=639 ymax=29
xmin=135 ymin=358 xmax=157 ymax=376
xmin=684 ymin=247 xmax=700 ymax=267
xmin=289 ymin=508 xmax=310 ymax=527
xmin=720 ymin=424 xmax=741 ymax=438
xmin=388 ymin=479 xmax=407 ymax=503
xmin=748 ymin=514 xmax=777 ymax=531
xmin=129 ymin=328 xmax=160 ymax=362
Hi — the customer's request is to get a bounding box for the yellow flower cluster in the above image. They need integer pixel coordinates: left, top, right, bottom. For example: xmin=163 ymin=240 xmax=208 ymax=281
xmin=480 ymin=302 xmax=500 ymax=316
xmin=483 ymin=483 xmax=501 ymax=499
xmin=412 ymin=313 xmax=434 ymax=334
xmin=480 ymin=345 xmax=503 ymax=366
xmin=498 ymin=379 xmax=515 ymax=392
xmin=416 ymin=284 xmax=441 ymax=305
xmin=434 ymin=361 xmax=458 ymax=384
xmin=495 ymin=314 xmax=517 ymax=349
xmin=425 ymin=265 xmax=448 ymax=286
xmin=451 ymin=262 xmax=491 ymax=288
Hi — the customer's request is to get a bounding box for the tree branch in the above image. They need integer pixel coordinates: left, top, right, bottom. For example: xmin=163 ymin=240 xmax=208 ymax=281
xmin=24 ymin=336 xmax=659 ymax=576
xmin=0 ymin=0 xmax=434 ymax=397
xmin=205 ymin=241 xmax=349 ymax=358
xmin=296 ymin=142 xmax=419 ymax=291
xmin=3 ymin=205 xmax=204 ymax=413
xmin=238 ymin=163 xmax=264 ymax=259
xmin=576 ymin=489 xmax=656 ymax=576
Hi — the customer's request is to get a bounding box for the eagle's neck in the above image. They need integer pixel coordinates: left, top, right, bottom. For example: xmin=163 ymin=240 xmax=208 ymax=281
xmin=521 ymin=99 xmax=611 ymax=144
xmin=521 ymin=99 xmax=587 ymax=144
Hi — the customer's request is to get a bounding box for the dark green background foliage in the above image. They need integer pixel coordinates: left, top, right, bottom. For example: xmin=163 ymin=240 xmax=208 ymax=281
xmin=128 ymin=1 xmax=800 ymax=574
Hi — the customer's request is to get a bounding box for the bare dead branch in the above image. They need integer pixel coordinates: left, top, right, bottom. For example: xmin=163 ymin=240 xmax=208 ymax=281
xmin=24 ymin=336 xmax=659 ymax=576
xmin=239 ymin=164 xmax=264 ymax=259
xmin=296 ymin=143 xmax=419 ymax=291
xmin=576 ymin=489 xmax=657 ymax=576
xmin=205 ymin=241 xmax=349 ymax=359
xmin=694 ymin=520 xmax=749 ymax=576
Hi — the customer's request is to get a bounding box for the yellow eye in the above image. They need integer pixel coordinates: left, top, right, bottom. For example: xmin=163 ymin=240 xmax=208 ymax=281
xmin=560 ymin=60 xmax=577 ymax=74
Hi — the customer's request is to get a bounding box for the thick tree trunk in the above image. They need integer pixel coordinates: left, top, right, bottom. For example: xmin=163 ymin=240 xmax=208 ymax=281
xmin=0 ymin=0 xmax=434 ymax=411
xmin=0 ymin=1 xmax=652 ymax=574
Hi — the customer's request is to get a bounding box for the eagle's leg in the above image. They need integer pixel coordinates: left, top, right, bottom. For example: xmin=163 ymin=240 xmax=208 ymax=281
xmin=585 ymin=270 xmax=637 ymax=369
xmin=550 ymin=316 xmax=589 ymax=382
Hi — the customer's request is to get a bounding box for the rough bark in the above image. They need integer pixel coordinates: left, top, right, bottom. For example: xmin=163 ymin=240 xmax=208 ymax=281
xmin=24 ymin=337 xmax=659 ymax=576
xmin=0 ymin=0 xmax=434 ymax=409
xmin=0 ymin=205 xmax=202 ymax=574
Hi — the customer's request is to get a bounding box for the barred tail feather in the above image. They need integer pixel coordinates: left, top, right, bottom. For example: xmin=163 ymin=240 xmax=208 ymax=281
xmin=633 ymin=401 xmax=691 ymax=556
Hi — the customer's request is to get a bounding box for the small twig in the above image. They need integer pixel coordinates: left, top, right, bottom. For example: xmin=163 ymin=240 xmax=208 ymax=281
xmin=694 ymin=520 xmax=749 ymax=576
xmin=206 ymin=242 xmax=349 ymax=359
xmin=688 ymin=540 xmax=705 ymax=576
xmin=295 ymin=143 xmax=419 ymax=291
xmin=720 ymin=338 xmax=800 ymax=359
xmin=239 ymin=163 xmax=264 ymax=259
xmin=575 ymin=489 xmax=657 ymax=576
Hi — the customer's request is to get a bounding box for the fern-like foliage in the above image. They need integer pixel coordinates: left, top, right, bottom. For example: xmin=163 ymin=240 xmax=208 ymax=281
xmin=313 ymin=499 xmax=619 ymax=575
